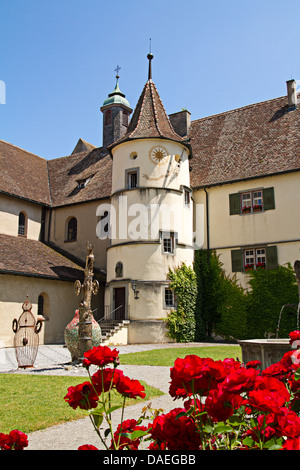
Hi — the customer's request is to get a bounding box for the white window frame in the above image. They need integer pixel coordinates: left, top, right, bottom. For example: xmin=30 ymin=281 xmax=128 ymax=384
xmin=125 ymin=168 xmax=139 ymax=189
xmin=240 ymin=189 xmax=263 ymax=214
xmin=161 ymin=231 xmax=177 ymax=255
xmin=243 ymin=247 xmax=266 ymax=271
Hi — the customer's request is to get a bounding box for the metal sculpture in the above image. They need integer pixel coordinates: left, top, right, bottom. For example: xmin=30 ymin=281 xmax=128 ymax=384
xmin=12 ymin=297 xmax=43 ymax=368
xmin=67 ymin=242 xmax=100 ymax=362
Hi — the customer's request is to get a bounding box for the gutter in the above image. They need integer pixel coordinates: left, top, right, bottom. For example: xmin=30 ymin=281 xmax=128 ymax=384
xmin=204 ymin=187 xmax=210 ymax=264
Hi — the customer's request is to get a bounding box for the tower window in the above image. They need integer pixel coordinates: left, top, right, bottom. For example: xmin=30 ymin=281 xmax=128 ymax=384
xmin=123 ymin=111 xmax=129 ymax=127
xmin=126 ymin=168 xmax=139 ymax=189
xmin=105 ymin=110 xmax=112 ymax=126
xmin=18 ymin=212 xmax=27 ymax=237
xmin=164 ymin=288 xmax=175 ymax=308
xmin=66 ymin=217 xmax=77 ymax=241
xmin=161 ymin=231 xmax=177 ymax=255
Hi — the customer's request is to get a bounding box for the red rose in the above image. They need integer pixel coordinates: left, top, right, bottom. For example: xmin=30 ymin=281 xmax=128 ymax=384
xmin=110 ymin=419 xmax=147 ymax=450
xmin=289 ymin=330 xmax=300 ymax=345
xmin=78 ymin=444 xmax=99 ymax=450
xmin=253 ymin=375 xmax=290 ymax=402
xmin=116 ymin=375 xmax=146 ymax=399
xmin=0 ymin=430 xmax=28 ymax=450
xmin=277 ymin=408 xmax=300 ymax=438
xmin=281 ymin=437 xmax=300 ymax=450
xmin=150 ymin=408 xmax=201 ymax=450
xmin=248 ymin=389 xmax=287 ymax=414
xmin=83 ymin=345 xmax=119 ymax=368
xmin=205 ymin=384 xmax=244 ymax=422
xmin=64 ymin=381 xmax=99 ymax=410
xmin=246 ymin=413 xmax=278 ymax=443
xmin=222 ymin=367 xmax=259 ymax=394
xmin=246 ymin=360 xmax=262 ymax=369
xmin=91 ymin=367 xmax=123 ymax=394
xmin=169 ymin=355 xmax=226 ymax=398
xmin=261 ymin=362 xmax=290 ymax=380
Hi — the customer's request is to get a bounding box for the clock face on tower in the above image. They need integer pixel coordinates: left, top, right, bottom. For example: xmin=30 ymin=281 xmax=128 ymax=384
xmin=150 ymin=146 xmax=168 ymax=164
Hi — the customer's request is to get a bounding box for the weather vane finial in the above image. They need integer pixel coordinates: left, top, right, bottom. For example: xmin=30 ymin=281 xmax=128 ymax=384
xmin=147 ymin=39 xmax=154 ymax=81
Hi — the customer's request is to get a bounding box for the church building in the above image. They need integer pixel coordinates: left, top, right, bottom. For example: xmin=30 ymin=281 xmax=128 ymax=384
xmin=0 ymin=55 xmax=299 ymax=347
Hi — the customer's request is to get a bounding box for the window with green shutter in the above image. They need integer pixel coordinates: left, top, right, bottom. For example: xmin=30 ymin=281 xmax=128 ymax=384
xmin=231 ymin=249 xmax=243 ymax=272
xmin=229 ymin=187 xmax=275 ymax=215
xmin=229 ymin=193 xmax=241 ymax=215
xmin=263 ymin=187 xmax=275 ymax=211
xmin=231 ymin=245 xmax=278 ymax=272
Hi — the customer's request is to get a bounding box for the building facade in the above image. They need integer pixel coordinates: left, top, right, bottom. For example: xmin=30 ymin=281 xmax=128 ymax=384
xmin=0 ymin=57 xmax=299 ymax=346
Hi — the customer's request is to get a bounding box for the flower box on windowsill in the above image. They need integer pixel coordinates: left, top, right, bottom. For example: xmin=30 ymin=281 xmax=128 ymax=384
xmin=253 ymin=205 xmax=263 ymax=212
xmin=256 ymin=262 xmax=265 ymax=269
xmin=242 ymin=206 xmax=251 ymax=214
xmin=245 ymin=264 xmax=254 ymax=271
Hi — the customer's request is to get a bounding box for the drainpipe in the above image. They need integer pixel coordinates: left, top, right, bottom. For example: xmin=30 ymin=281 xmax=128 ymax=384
xmin=204 ymin=188 xmax=210 ymax=264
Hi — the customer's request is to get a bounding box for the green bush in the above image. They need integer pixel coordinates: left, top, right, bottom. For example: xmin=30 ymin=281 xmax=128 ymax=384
xmin=214 ymin=274 xmax=248 ymax=341
xmin=245 ymin=263 xmax=299 ymax=338
xmin=163 ymin=263 xmax=197 ymax=342
xmin=194 ymin=250 xmax=227 ymax=340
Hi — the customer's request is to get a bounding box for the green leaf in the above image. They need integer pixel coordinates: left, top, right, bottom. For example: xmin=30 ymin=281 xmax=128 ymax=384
xmin=242 ymin=436 xmax=257 ymax=448
xmin=228 ymin=415 xmax=245 ymax=426
xmin=121 ymin=430 xmax=149 ymax=440
xmin=214 ymin=422 xmax=233 ymax=434
xmin=106 ymin=404 xmax=123 ymax=415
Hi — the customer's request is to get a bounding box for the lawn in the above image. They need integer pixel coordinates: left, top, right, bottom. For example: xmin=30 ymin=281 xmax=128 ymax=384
xmin=119 ymin=345 xmax=242 ymax=367
xmin=0 ymin=345 xmax=241 ymax=435
xmin=0 ymin=374 xmax=163 ymax=435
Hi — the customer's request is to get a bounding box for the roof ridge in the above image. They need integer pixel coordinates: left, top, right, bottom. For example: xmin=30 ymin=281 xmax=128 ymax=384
xmin=190 ymin=93 xmax=295 ymax=125
xmin=0 ymin=139 xmax=46 ymax=161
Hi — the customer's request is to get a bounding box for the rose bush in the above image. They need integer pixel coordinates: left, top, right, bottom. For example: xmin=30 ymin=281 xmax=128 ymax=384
xmin=2 ymin=331 xmax=300 ymax=450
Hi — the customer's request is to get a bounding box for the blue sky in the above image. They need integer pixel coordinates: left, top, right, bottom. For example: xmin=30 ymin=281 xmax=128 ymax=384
xmin=1 ymin=0 xmax=300 ymax=159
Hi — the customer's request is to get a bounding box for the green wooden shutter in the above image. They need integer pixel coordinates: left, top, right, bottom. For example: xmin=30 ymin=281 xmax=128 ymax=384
xmin=266 ymin=245 xmax=278 ymax=270
xmin=263 ymin=187 xmax=275 ymax=211
xmin=229 ymin=193 xmax=240 ymax=215
xmin=231 ymin=249 xmax=243 ymax=272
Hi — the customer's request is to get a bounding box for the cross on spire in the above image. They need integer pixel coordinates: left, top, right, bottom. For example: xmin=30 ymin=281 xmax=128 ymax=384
xmin=114 ymin=65 xmax=121 ymax=77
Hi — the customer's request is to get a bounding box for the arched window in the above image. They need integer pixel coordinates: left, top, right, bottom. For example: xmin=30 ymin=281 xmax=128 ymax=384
xmin=18 ymin=212 xmax=27 ymax=237
xmin=105 ymin=110 xmax=112 ymax=126
xmin=38 ymin=294 xmax=44 ymax=316
xmin=67 ymin=217 xmax=77 ymax=241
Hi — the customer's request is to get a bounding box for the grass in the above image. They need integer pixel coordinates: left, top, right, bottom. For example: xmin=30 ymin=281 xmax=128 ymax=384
xmin=0 ymin=374 xmax=163 ymax=435
xmin=119 ymin=345 xmax=242 ymax=367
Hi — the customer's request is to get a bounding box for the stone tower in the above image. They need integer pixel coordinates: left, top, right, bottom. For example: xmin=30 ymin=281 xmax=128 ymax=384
xmin=103 ymin=54 xmax=194 ymax=343
xmin=100 ymin=73 xmax=133 ymax=153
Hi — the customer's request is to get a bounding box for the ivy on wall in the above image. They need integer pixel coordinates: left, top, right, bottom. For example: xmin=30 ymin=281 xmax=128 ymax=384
xmin=163 ymin=263 xmax=197 ymax=343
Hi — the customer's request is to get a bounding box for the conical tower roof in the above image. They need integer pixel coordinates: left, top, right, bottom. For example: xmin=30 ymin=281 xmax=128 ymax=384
xmin=108 ymin=54 xmax=188 ymax=151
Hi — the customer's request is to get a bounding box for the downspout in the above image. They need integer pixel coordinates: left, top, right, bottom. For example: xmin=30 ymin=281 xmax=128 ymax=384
xmin=204 ymin=188 xmax=210 ymax=264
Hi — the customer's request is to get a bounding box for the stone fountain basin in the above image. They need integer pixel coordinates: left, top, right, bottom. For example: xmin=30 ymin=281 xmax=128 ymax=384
xmin=238 ymin=338 xmax=291 ymax=369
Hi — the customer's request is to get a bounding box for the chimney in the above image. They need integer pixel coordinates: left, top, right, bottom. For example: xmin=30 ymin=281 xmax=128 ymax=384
xmin=286 ymin=79 xmax=297 ymax=110
xmin=169 ymin=110 xmax=191 ymax=137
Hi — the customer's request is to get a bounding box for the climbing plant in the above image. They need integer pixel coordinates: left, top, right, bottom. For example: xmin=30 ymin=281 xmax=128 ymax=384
xmin=163 ymin=263 xmax=197 ymax=343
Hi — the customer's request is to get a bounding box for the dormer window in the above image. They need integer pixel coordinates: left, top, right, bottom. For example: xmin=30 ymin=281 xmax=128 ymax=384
xmin=76 ymin=176 xmax=92 ymax=189
xmin=18 ymin=212 xmax=27 ymax=237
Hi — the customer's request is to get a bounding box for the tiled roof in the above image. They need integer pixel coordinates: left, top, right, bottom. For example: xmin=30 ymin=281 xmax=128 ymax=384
xmin=109 ymin=80 xmax=185 ymax=149
xmin=47 ymin=148 xmax=112 ymax=207
xmin=0 ymin=234 xmax=84 ymax=281
xmin=189 ymin=94 xmax=300 ymax=188
xmin=0 ymin=140 xmax=51 ymax=205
